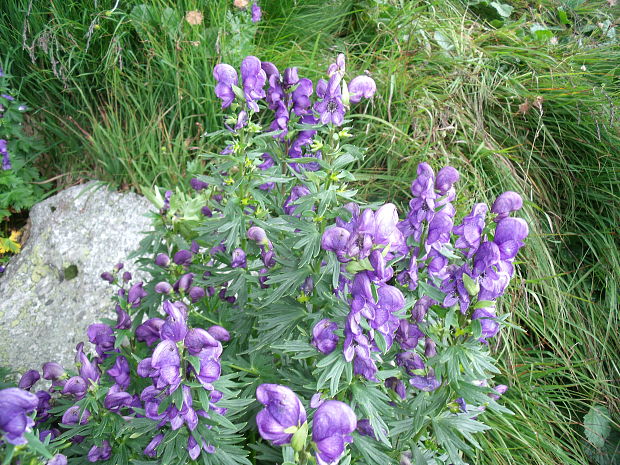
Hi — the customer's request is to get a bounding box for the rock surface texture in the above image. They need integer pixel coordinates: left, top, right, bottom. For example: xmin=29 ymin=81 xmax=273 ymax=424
xmin=0 ymin=182 xmax=154 ymax=373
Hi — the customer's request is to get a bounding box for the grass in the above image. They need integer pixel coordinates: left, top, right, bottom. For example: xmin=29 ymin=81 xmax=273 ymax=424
xmin=1 ymin=0 xmax=619 ymax=463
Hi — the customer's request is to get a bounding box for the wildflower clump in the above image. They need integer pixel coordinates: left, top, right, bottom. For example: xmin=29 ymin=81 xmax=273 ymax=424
xmin=2 ymin=53 xmax=527 ymax=465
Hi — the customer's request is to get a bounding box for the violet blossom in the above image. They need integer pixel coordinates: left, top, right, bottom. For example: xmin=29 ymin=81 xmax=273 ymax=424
xmin=256 ymin=384 xmax=307 ymax=445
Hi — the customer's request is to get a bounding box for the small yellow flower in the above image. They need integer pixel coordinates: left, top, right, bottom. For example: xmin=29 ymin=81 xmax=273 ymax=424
xmin=185 ymin=10 xmax=204 ymax=26
xmin=0 ymin=230 xmax=22 ymax=254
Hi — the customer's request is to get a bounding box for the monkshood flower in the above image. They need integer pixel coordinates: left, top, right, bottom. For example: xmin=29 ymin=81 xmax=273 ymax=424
xmin=440 ymin=265 xmax=471 ymax=313
xmin=292 ymin=78 xmax=313 ymax=115
xmin=409 ymin=370 xmax=441 ymax=392
xmin=88 ymin=440 xmax=112 ymax=462
xmin=75 ymin=342 xmax=101 ymax=384
xmin=493 ymin=217 xmax=529 ymax=261
xmin=114 ymin=305 xmax=131 ymax=329
xmin=47 ymin=454 xmax=68 ymax=465
xmin=128 ymin=282 xmax=148 ymax=307
xmin=472 ymin=307 xmax=501 ymax=342
xmin=283 ymin=185 xmax=311 ymax=216
xmin=189 ymin=286 xmax=206 ymax=302
xmin=0 ymin=139 xmax=10 ymax=171
xmin=213 ymin=64 xmax=238 ymax=108
xmin=136 ymin=318 xmax=165 ymax=346
xmin=190 ymin=177 xmax=209 ymax=191
xmin=241 ymin=56 xmax=267 ymax=112
xmin=315 ymin=75 xmax=345 ymax=126
xmin=385 ymin=377 xmax=407 ymax=399
xmin=18 ymin=370 xmax=40 ymax=390
xmin=0 ymin=388 xmax=39 ymax=445
xmin=174 ymin=249 xmax=193 ymax=266
xmin=103 ymin=384 xmax=135 ymax=412
xmin=312 ymin=400 xmax=357 ymax=465
xmin=251 ymin=1 xmax=261 ymax=22
xmin=356 ymin=419 xmax=376 ymax=439
xmin=108 ymin=355 xmax=131 ymax=390
xmin=61 ymin=405 xmax=91 ymax=425
xmin=491 ymin=191 xmax=523 ymax=222
xmin=144 ymin=433 xmax=164 ymax=457
xmin=155 ymin=281 xmax=173 ymax=294
xmin=87 ymin=323 xmax=116 ymax=358
xmin=256 ymin=384 xmax=307 ymax=445
xmin=232 ymin=248 xmax=247 ymax=268
xmin=312 ymin=319 xmax=339 ymax=354
xmin=453 ymin=203 xmax=488 ymax=258
xmin=35 ymin=391 xmax=52 ymax=423
xmin=348 ymin=75 xmax=376 ymax=104
xmin=155 ymin=253 xmax=171 ymax=267
xmin=42 ymin=362 xmax=64 ymax=380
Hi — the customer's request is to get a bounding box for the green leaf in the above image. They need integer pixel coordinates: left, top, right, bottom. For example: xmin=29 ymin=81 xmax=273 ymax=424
xmin=584 ymin=405 xmax=611 ymax=449
xmin=23 ymin=431 xmax=53 ymax=459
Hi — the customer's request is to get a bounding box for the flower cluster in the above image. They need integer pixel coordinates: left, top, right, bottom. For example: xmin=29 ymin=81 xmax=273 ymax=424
xmin=319 ymin=163 xmax=528 ymax=397
xmin=255 ymin=384 xmax=356 ymax=465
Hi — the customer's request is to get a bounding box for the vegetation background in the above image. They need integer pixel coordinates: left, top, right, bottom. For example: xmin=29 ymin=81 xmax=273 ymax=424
xmin=0 ymin=0 xmax=618 ymax=463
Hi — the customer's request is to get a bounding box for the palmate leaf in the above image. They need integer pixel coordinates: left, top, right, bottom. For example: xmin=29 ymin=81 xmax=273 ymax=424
xmin=252 ymin=299 xmax=306 ymax=349
xmin=351 ymin=433 xmax=395 ymax=465
xmin=313 ymin=349 xmax=352 ymax=396
xmin=432 ymin=411 xmax=491 ymax=465
xmin=352 ymin=383 xmax=393 ymax=447
xmin=271 ymin=340 xmax=318 ymax=360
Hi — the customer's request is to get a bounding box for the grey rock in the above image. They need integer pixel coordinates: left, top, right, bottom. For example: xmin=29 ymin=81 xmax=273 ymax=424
xmin=0 ymin=181 xmax=155 ymax=374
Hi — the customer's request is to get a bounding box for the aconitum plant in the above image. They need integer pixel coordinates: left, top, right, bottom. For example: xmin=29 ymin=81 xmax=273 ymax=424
xmin=2 ymin=53 xmax=528 ymax=465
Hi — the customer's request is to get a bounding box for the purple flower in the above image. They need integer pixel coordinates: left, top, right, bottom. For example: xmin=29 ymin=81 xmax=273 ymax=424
xmin=493 ymin=217 xmax=529 ymax=261
xmin=312 ymin=400 xmax=357 ymax=465
xmin=151 ymin=340 xmax=182 ymax=392
xmin=189 ymin=286 xmax=206 ymax=302
xmin=435 ymin=166 xmax=460 ymax=195
xmin=409 ymin=371 xmax=441 ymax=392
xmin=173 ymin=249 xmax=193 ymax=266
xmin=87 ymin=323 xmax=116 ymax=357
xmin=247 ymin=226 xmax=269 ymax=245
xmin=424 ymin=337 xmax=437 ymax=358
xmin=184 ymin=328 xmax=219 ymax=355
xmin=155 ymin=281 xmax=173 ymax=294
xmin=491 ymin=191 xmax=523 ymax=221
xmin=0 ymin=388 xmax=39 ymax=445
xmin=312 ymin=319 xmax=339 ymax=355
xmin=256 ymin=384 xmax=307 ymax=445
xmin=76 ymin=343 xmax=100 ymax=384
xmin=161 ymin=300 xmax=188 ymax=342
xmin=0 ymin=140 xmax=10 ymax=171
xmin=213 ymin=64 xmax=238 ymax=108
xmin=472 ymin=307 xmax=501 ymax=342
xmin=136 ymin=318 xmax=164 ymax=346
xmin=207 ymin=325 xmax=230 ymax=342
xmin=241 ymin=56 xmax=267 ymax=112
xmin=128 ymin=282 xmax=148 ymax=307
xmin=114 ymin=305 xmax=132 ymax=329
xmin=144 ymin=433 xmax=164 ymax=457
xmin=427 ymin=211 xmax=453 ymax=247
xmin=315 ymin=75 xmax=345 ymax=126
xmin=395 ymin=351 xmax=424 ymax=376
xmin=411 ymin=296 xmax=434 ymax=322
xmin=155 ymin=253 xmax=170 ymax=267
xmin=43 ymin=362 xmax=65 ymax=381
xmin=100 ymin=271 xmax=114 ymax=283
xmin=321 ymin=227 xmax=350 ymax=254
xmin=489 ymin=384 xmax=508 ymax=401
xmin=232 ymin=248 xmax=247 ymax=268
xmin=283 ymin=185 xmax=311 ymax=216
xmin=190 ymin=177 xmax=209 ymax=191
xmin=61 ymin=405 xmax=91 ymax=425
xmin=62 ymin=376 xmax=87 ymax=398
xmin=251 ymin=2 xmax=262 ymax=22
xmin=395 ymin=320 xmax=424 ymax=350
xmin=348 ymin=75 xmax=376 ymax=103
xmin=107 ymin=356 xmax=131 ymax=390
xmin=104 ymin=385 xmax=134 ymax=412
xmin=356 ymin=419 xmax=376 ymax=438
xmin=292 ymin=78 xmax=313 ymax=116
xmin=88 ymin=440 xmax=112 ymax=462
xmin=385 ymin=377 xmax=407 ymax=400
xmin=47 ymin=454 xmax=68 ymax=465
xmin=453 ymin=203 xmax=487 ymax=258
xmin=18 ymin=370 xmax=40 ymax=390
